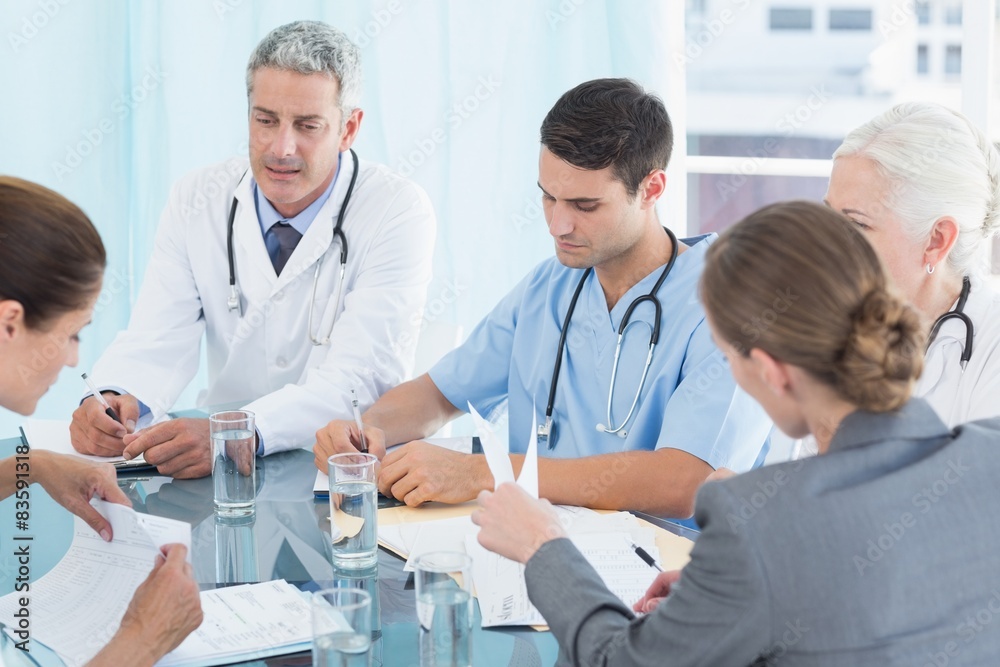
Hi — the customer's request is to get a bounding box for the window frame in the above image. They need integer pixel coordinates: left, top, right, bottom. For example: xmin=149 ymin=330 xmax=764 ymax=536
xmin=675 ymin=0 xmax=997 ymax=270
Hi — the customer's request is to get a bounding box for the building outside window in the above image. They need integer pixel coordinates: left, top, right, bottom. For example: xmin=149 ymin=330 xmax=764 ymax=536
xmin=944 ymin=44 xmax=962 ymax=75
xmin=829 ymin=8 xmax=873 ymax=31
xmin=917 ymin=44 xmax=929 ymax=74
xmin=769 ymin=7 xmax=813 ymax=30
xmin=916 ymin=1 xmax=931 ymax=24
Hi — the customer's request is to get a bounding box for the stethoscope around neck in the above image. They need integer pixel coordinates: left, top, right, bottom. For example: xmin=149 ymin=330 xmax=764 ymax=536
xmin=927 ymin=275 xmax=975 ymax=370
xmin=537 ymin=226 xmax=679 ymax=450
xmin=225 ymin=149 xmax=359 ymax=346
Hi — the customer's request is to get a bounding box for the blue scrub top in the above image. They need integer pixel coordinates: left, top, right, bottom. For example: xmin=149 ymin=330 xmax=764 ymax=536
xmin=429 ymin=234 xmax=772 ymax=472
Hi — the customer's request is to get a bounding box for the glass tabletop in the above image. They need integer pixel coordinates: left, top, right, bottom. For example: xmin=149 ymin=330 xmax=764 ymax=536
xmin=0 ymin=437 xmax=696 ymax=666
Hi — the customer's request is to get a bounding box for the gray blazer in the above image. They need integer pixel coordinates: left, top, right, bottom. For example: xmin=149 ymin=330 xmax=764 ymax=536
xmin=525 ymin=399 xmax=1000 ymax=666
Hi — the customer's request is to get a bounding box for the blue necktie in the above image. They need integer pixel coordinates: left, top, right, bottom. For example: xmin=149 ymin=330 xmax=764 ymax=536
xmin=271 ymin=222 xmax=302 ymax=276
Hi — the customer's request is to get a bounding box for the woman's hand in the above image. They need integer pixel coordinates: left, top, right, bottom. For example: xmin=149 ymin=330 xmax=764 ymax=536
xmin=471 ymin=483 xmax=567 ymax=563
xmin=31 ymin=450 xmax=131 ymax=541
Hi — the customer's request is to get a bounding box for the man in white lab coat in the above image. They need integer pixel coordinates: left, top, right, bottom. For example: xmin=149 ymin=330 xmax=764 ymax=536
xmin=69 ymin=21 xmax=436 ymax=478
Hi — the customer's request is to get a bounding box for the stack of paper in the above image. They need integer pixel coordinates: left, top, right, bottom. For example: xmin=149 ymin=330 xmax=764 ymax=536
xmin=0 ymin=500 xmax=192 ymax=666
xmin=23 ymin=418 xmax=153 ymax=470
xmin=0 ymin=501 xmax=314 ymax=667
xmin=372 ymin=404 xmax=676 ymax=628
xmin=157 ymin=580 xmax=312 ymax=666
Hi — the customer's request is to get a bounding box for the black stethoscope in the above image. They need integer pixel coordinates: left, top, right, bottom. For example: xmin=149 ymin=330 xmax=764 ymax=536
xmin=927 ymin=275 xmax=974 ymax=370
xmin=537 ymin=226 xmax=679 ymax=449
xmin=226 ymin=149 xmax=359 ymax=346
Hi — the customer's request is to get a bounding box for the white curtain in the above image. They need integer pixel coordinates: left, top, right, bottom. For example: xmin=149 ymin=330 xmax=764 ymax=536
xmin=0 ymin=0 xmax=677 ymax=433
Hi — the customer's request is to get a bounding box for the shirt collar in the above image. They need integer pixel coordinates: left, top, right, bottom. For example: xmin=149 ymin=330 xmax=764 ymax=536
xmin=827 ymin=398 xmax=950 ymax=454
xmin=252 ymin=155 xmax=343 ymax=237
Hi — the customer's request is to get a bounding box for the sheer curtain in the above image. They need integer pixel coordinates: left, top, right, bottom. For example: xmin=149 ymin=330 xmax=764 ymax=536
xmin=0 ymin=0 xmax=677 ymax=434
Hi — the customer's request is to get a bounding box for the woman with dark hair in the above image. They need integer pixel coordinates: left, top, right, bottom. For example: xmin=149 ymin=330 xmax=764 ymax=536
xmin=472 ymin=200 xmax=1000 ymax=666
xmin=0 ymin=177 xmax=202 ymax=667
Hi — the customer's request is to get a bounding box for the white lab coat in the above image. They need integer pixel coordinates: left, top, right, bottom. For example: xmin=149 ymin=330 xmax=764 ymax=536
xmin=90 ymin=154 xmax=436 ymax=454
xmin=917 ymin=273 xmax=1000 ymax=427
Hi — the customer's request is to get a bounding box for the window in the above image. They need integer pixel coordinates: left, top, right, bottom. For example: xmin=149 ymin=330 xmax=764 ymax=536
xmin=917 ymin=43 xmax=929 ymax=75
xmin=769 ymin=8 xmax=813 ymax=30
xmin=829 ymin=9 xmax=872 ymax=31
xmin=944 ymin=3 xmax=963 ymax=25
xmin=916 ymin=1 xmax=931 ymax=24
xmin=945 ymin=44 xmax=962 ymax=75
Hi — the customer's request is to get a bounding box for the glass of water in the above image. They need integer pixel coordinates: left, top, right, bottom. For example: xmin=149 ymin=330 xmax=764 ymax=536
xmin=328 ymin=453 xmax=379 ymax=568
xmin=312 ymin=588 xmax=372 ymax=667
xmin=414 ymin=551 xmax=473 ymax=667
xmin=210 ymin=410 xmax=256 ymax=517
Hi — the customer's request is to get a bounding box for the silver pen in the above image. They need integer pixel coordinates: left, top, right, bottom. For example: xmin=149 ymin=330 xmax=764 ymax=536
xmin=350 ymin=389 xmax=368 ymax=453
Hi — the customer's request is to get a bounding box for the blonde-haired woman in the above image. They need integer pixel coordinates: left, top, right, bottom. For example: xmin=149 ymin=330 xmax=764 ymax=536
xmin=472 ymin=201 xmax=1000 ymax=666
xmin=827 ymin=101 xmax=1000 ymax=427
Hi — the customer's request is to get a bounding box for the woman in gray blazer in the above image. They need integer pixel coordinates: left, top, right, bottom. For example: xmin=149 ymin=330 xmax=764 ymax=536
xmin=472 ymin=200 xmax=1000 ymax=666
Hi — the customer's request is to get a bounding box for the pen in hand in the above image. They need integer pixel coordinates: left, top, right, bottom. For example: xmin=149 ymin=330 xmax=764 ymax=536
xmin=82 ymin=373 xmax=122 ymax=425
xmin=350 ymin=389 xmax=368 ymax=453
xmin=630 ymin=540 xmax=662 ymax=572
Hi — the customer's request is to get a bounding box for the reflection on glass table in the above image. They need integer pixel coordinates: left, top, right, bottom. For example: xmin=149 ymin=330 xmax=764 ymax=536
xmin=0 ymin=440 xmax=697 ymax=666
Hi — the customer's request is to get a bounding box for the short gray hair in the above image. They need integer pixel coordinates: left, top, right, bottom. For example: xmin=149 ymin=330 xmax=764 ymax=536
xmin=834 ymin=102 xmax=1000 ymax=277
xmin=246 ymin=21 xmax=362 ymax=122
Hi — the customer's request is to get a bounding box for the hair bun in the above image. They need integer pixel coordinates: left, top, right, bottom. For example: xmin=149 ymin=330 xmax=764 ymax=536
xmin=835 ymin=289 xmax=925 ymax=411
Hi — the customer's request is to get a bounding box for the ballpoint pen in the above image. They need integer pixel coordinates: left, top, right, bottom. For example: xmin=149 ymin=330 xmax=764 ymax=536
xmin=630 ymin=540 xmax=663 ymax=572
xmin=350 ymin=388 xmax=368 ymax=453
xmin=82 ymin=372 xmax=121 ymax=424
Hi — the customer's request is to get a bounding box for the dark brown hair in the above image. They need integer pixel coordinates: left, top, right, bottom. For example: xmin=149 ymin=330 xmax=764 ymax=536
xmin=540 ymin=78 xmax=673 ymax=197
xmin=701 ymin=200 xmax=924 ymax=412
xmin=0 ymin=177 xmax=106 ymax=329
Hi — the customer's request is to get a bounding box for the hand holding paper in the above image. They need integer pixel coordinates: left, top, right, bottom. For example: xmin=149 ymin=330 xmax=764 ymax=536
xmin=467 ymin=403 xmax=538 ymax=497
xmin=470 ymin=403 xmax=562 ymax=563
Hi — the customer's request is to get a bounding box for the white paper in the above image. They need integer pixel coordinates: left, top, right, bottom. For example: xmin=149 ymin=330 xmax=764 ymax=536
xmin=518 ymin=411 xmax=539 ymax=498
xmin=402 ymin=516 xmax=475 ymax=571
xmin=0 ymin=503 xmax=192 ymax=666
xmin=377 ymin=522 xmax=422 ymax=555
xmin=156 ymin=580 xmax=313 ymax=666
xmin=96 ymin=499 xmax=192 ymax=561
xmin=23 ymin=418 xmax=151 ymax=466
xmin=467 ymin=518 xmax=661 ymax=628
xmin=468 ymin=404 xmax=515 ymax=487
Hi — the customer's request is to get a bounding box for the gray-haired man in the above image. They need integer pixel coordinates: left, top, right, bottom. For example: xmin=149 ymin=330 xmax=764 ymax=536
xmin=71 ymin=21 xmax=437 ymax=478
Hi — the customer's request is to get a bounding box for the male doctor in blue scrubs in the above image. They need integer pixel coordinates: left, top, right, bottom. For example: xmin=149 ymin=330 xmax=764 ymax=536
xmin=314 ymin=78 xmax=771 ymax=517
